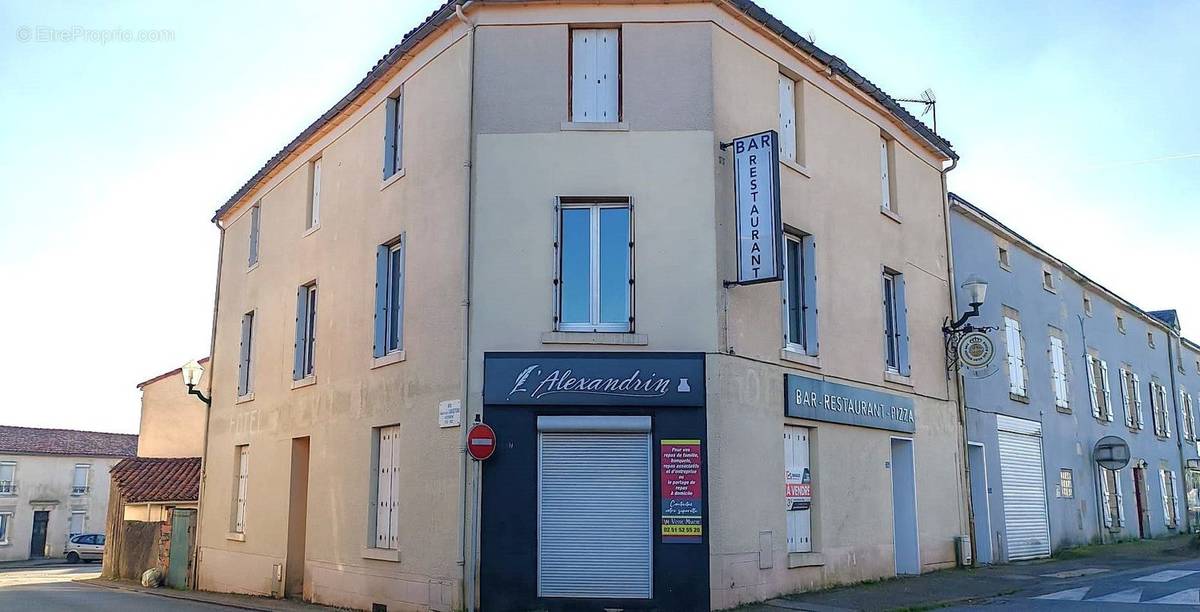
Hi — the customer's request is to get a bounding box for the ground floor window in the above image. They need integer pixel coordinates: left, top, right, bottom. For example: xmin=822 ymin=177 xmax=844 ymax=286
xmin=68 ymin=510 xmax=85 ymax=535
xmin=1099 ymin=467 xmax=1125 ymax=528
xmin=783 ymin=426 xmax=812 ymax=553
xmin=1057 ymin=469 xmax=1074 ymax=498
xmin=1161 ymin=468 xmax=1180 ymax=528
xmin=0 ymin=511 xmax=10 ymax=544
xmin=373 ymin=425 xmax=402 ymax=550
xmin=1185 ymin=469 xmax=1200 ymax=531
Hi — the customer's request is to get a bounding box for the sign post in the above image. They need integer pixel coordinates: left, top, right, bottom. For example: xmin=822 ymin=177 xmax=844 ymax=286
xmin=730 ymin=130 xmax=783 ymax=285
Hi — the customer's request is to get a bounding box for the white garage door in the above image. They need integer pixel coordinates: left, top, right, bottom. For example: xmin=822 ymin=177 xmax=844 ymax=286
xmin=538 ymin=416 xmax=652 ymax=599
xmin=996 ymin=415 xmax=1051 ymax=561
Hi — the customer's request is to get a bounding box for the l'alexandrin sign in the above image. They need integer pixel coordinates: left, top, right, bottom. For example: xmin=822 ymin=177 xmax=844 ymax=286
xmin=484 ymin=353 xmax=704 ymax=407
xmin=731 ymin=130 xmax=782 ymax=285
xmin=785 ymin=373 xmax=915 ymax=433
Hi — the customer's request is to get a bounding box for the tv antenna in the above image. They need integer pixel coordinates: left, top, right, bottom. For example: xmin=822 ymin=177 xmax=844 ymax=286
xmin=897 ymin=88 xmax=937 ymax=134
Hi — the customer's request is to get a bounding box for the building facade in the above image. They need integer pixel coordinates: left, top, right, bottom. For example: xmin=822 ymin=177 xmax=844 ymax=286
xmin=0 ymin=426 xmax=136 ymax=562
xmin=135 ymin=358 xmax=209 ymax=459
xmin=950 ymin=194 xmax=1200 ymax=564
xmin=196 ymin=1 xmax=966 ymax=610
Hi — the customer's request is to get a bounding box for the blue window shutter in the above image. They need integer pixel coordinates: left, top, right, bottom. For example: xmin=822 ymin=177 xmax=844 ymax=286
xmin=238 ymin=313 xmax=253 ymax=396
xmin=293 ymin=287 xmax=307 ymax=380
xmin=896 ymin=274 xmax=911 ymax=376
xmin=373 ymin=245 xmax=389 ymax=357
xmin=248 ymin=205 xmax=260 ymax=266
xmin=803 ymin=236 xmax=819 ymax=356
xmin=383 ymin=98 xmax=397 ymax=179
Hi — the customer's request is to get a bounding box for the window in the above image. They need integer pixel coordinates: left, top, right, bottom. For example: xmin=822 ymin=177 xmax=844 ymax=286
xmin=1058 ymin=469 xmax=1074 ymax=498
xmin=373 ymin=238 xmax=405 ymax=357
xmin=1049 ymin=335 xmax=1069 ymax=409
xmin=373 ymin=425 xmax=401 ymax=550
xmin=778 ymin=74 xmax=802 ymax=165
xmin=383 ymin=92 xmax=403 ymax=179
xmin=782 ymin=233 xmax=817 ymax=355
xmin=1086 ymin=355 xmax=1113 ymax=421
xmin=68 ymin=511 xmax=85 ymax=535
xmin=237 ymin=311 xmax=255 ymax=397
xmin=1162 ymin=469 xmax=1180 ymax=528
xmin=1083 ymin=294 xmax=1093 ymax=317
xmin=1196 ymin=358 xmax=1200 ymax=374
xmin=233 ymin=445 xmax=249 ymax=533
xmin=1181 ymin=389 xmax=1196 ymax=442
xmin=784 ymin=426 xmax=812 ymax=553
xmin=1120 ymin=369 xmax=1144 ymax=430
xmin=0 ymin=462 xmax=14 ymax=495
xmin=880 ymin=135 xmax=895 ymax=211
xmin=1147 ymin=332 xmax=1156 ymax=349
xmin=0 ymin=512 xmax=10 ymax=544
xmin=1003 ymin=315 xmax=1027 ymax=397
xmin=998 ymin=246 xmax=1011 ymax=270
xmin=1099 ymin=467 xmax=1125 ymax=528
xmin=882 ymin=271 xmax=910 ymax=375
xmin=307 ymin=158 xmax=321 ymax=229
xmin=1151 ymin=381 xmax=1171 ymax=438
xmin=556 ymin=200 xmax=632 ymax=333
xmin=569 ymin=28 xmax=619 ymax=123
xmin=293 ymin=283 xmax=317 ymax=380
xmin=1116 ymin=314 xmax=1126 ymax=334
xmin=1042 ymin=270 xmax=1055 ymax=292
xmin=71 ymin=464 xmax=90 ymax=495
xmin=247 ymin=203 xmax=261 ymax=267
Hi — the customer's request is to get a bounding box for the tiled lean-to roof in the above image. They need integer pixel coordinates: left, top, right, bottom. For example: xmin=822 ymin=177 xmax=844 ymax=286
xmin=110 ymin=457 xmax=202 ymax=503
xmin=213 ymin=0 xmax=956 ymax=224
xmin=0 ymin=426 xmax=138 ymax=458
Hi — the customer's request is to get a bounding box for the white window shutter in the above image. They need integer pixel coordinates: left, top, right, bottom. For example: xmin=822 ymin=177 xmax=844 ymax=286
xmin=376 ymin=428 xmax=393 ymax=548
xmin=1099 ymin=360 xmax=1113 ymax=421
xmin=594 ymin=29 xmax=619 ymax=122
xmin=1086 ymin=356 xmax=1100 ymax=419
xmin=1170 ymin=471 xmax=1180 ymax=527
xmin=1099 ymin=468 xmax=1112 ymax=527
xmin=389 ymin=426 xmax=402 ymax=550
xmin=1120 ymin=370 xmax=1133 ymax=427
xmin=1161 ymin=470 xmax=1172 ymax=526
xmin=1050 ymin=337 xmax=1068 ymax=408
xmin=570 ymin=30 xmax=597 ymax=121
xmin=778 ymin=75 xmax=797 ymax=162
xmin=1005 ymin=318 xmax=1025 ymax=395
xmin=1164 ymin=386 xmax=1172 ymax=437
xmin=1113 ymin=471 xmax=1125 ymax=526
xmin=311 ymin=158 xmax=322 ymax=226
xmin=880 ymin=138 xmax=891 ymax=210
xmin=1133 ymin=374 xmax=1145 ymax=428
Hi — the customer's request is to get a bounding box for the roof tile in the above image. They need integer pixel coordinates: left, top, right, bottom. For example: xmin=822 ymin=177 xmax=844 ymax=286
xmin=0 ymin=426 xmax=137 ymax=457
xmin=110 ymin=457 xmax=201 ymax=503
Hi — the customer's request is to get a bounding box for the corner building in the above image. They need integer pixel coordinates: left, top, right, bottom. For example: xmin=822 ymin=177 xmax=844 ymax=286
xmin=197 ymin=2 xmax=967 ymax=610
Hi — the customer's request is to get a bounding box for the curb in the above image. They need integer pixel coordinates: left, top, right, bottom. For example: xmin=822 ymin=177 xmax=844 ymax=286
xmin=77 ymin=578 xmax=294 ymax=612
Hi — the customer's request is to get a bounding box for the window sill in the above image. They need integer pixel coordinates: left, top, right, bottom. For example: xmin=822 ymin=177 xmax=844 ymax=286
xmin=361 ymin=547 xmax=401 ymax=563
xmin=884 ymin=371 xmax=913 ymax=387
xmin=226 ymin=532 xmax=245 ymax=542
xmin=246 ymin=262 xmax=260 ymax=274
xmin=1056 ymin=405 xmax=1072 ymax=414
xmin=291 ymin=376 xmax=316 ymax=390
xmin=302 ymin=223 xmax=321 ymax=238
xmin=780 ymin=348 xmax=820 ymax=368
xmin=999 ymin=263 xmax=1012 ymax=272
xmin=880 ymin=207 xmax=902 ymax=224
xmin=1043 ymin=285 xmax=1057 ymax=294
xmin=235 ymin=393 xmax=255 ymax=405
xmin=788 ymin=552 xmax=824 ymax=568
xmin=780 ymin=159 xmax=810 ymax=178
xmin=380 ymin=169 xmax=406 ymax=191
xmin=541 ymin=331 xmax=647 ymax=346
xmin=560 ymin=121 xmax=628 ymax=132
xmin=372 ymin=351 xmax=406 ymax=370
xmin=1008 ymin=393 xmax=1029 ymax=404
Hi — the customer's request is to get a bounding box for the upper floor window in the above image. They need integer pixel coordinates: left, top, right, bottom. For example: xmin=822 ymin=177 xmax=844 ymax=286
xmin=307 ymin=158 xmax=322 ymax=230
xmin=556 ymin=199 xmax=632 ymax=333
xmin=247 ymin=203 xmax=261 ymax=268
xmin=1086 ymin=354 xmax=1113 ymax=421
xmin=294 ymin=282 xmax=317 ymax=381
xmin=373 ymin=238 xmax=406 ymax=358
xmin=0 ymin=462 xmax=15 ymax=495
xmin=782 ymin=233 xmax=817 ymax=355
xmin=1150 ymin=381 xmax=1171 ymax=438
xmin=778 ymin=74 xmax=802 ymax=165
xmin=71 ymin=464 xmax=90 ymax=496
xmin=881 ymin=270 xmax=909 ymax=375
xmin=1083 ymin=294 xmax=1093 ymax=317
xmin=1049 ymin=335 xmax=1069 ymax=410
xmin=879 ymin=135 xmax=895 ymax=212
xmin=1120 ymin=368 xmax=1144 ymax=430
xmin=383 ymin=92 xmax=403 ymax=179
xmin=1116 ymin=314 xmax=1127 ymax=334
xmin=1003 ymin=313 xmax=1027 ymax=397
xmin=569 ymin=28 xmax=619 ymax=123
xmin=997 ymin=246 xmax=1011 ymax=270
xmin=233 ymin=445 xmax=249 ymax=534
xmin=1181 ymin=389 xmax=1195 ymax=442
xmin=237 ymin=311 xmax=256 ymax=398
xmin=1042 ymin=269 xmax=1055 ymax=292
xmin=1147 ymin=332 xmax=1156 ymax=349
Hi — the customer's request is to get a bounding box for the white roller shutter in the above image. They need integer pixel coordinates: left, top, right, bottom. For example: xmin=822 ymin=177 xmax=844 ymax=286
xmin=538 ymin=430 xmax=651 ymax=599
xmin=996 ymin=415 xmax=1050 ymax=560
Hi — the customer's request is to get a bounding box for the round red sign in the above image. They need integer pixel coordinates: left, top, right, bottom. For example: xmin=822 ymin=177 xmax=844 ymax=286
xmin=466 ymin=423 xmax=497 ymax=461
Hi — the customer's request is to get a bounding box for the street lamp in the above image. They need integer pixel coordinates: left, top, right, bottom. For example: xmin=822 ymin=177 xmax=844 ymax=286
xmin=181 ymin=359 xmax=211 ymax=406
xmin=946 ymin=274 xmax=989 ymax=332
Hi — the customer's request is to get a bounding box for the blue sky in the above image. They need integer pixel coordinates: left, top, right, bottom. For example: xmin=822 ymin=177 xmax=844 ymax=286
xmin=0 ymin=1 xmax=1195 ymax=433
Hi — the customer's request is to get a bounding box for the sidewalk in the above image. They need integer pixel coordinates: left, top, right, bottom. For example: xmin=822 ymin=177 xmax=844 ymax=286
xmin=738 ymin=535 xmax=1197 ymax=612
xmin=0 ymin=557 xmax=83 ymax=571
xmin=79 ymin=578 xmax=352 ymax=612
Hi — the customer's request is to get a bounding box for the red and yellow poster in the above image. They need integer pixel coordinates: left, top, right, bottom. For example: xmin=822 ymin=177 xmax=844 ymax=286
xmin=660 ymin=439 xmax=703 ymax=543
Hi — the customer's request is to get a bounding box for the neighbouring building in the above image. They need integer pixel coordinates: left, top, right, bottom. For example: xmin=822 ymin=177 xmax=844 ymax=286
xmin=135 ymin=358 xmax=209 ymax=459
xmin=196 ymin=1 xmax=966 ymax=610
xmin=950 ymin=194 xmax=1200 ymax=564
xmin=0 ymin=426 xmax=136 ymax=562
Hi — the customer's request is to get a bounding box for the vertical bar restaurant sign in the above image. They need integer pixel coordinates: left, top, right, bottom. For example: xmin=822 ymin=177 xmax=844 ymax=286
xmin=732 ymin=130 xmax=783 ymax=284
xmin=660 ymin=439 xmax=703 ymax=543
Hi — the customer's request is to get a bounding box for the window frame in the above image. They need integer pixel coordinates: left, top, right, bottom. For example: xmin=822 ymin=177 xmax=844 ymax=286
xmin=1083 ymin=294 xmax=1093 ymax=317
xmin=568 ymin=27 xmax=622 ymax=123
xmin=554 ymin=197 xmax=634 ymax=333
xmin=1058 ymin=468 xmax=1074 ymax=499
xmin=1086 ymin=355 xmax=1113 ymax=421
xmin=372 ymin=237 xmax=406 ymax=358
xmin=1041 ymin=269 xmax=1055 ymax=292
xmin=0 ymin=461 xmax=15 ymax=496
xmin=1162 ymin=468 xmax=1180 ymax=528
xmin=294 ymin=282 xmax=318 ymax=381
xmin=882 ymin=270 xmax=909 ymax=374
xmin=372 ymin=424 xmax=402 ymax=551
xmin=1003 ymin=314 xmax=1028 ymax=397
xmin=237 ymin=310 xmax=256 ymax=398
xmin=68 ymin=510 xmax=86 ymax=536
xmin=1117 ymin=314 xmax=1127 ymax=334
xmin=879 ymin=135 xmax=895 ymax=212
xmin=997 ymin=246 xmax=1011 ymax=270
xmin=0 ymin=511 xmax=10 ymax=545
xmin=1151 ymin=381 xmax=1171 ymax=438
xmin=247 ymin=203 xmax=261 ymax=268
xmin=383 ymin=91 xmax=404 ymax=179
xmin=1049 ymin=335 xmax=1069 ymax=409
xmin=233 ymin=445 xmax=249 ymax=534
xmin=307 ymin=158 xmax=322 ymax=230
xmin=778 ymin=73 xmax=799 ymax=164
xmin=781 ymin=232 xmax=817 ymax=355
xmin=71 ymin=464 xmax=90 ymax=496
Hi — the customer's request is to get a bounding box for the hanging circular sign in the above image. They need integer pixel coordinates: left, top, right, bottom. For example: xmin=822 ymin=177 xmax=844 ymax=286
xmin=466 ymin=423 xmax=497 ymax=461
xmin=958 ymin=331 xmax=995 ymax=368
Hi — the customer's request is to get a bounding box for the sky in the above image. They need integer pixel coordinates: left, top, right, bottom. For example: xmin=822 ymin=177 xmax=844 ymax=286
xmin=0 ymin=1 xmax=1196 ymax=434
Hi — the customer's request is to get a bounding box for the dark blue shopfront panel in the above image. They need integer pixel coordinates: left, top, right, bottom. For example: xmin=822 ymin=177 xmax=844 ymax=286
xmin=480 ymin=352 xmax=709 ymax=612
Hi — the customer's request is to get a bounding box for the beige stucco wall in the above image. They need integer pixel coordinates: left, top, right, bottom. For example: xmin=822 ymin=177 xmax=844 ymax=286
xmin=138 ymin=370 xmax=207 ymax=458
xmin=124 ymin=502 xmax=197 ymax=523
xmin=0 ymin=454 xmax=121 ymax=561
xmin=197 ymin=23 xmax=471 ymax=612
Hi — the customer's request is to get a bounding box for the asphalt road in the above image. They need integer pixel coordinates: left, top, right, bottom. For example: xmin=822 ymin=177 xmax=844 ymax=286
xmin=0 ymin=565 xmax=237 ymax=611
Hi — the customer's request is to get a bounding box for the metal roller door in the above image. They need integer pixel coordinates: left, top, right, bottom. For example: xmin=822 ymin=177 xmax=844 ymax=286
xmin=538 ymin=424 xmax=652 ymax=599
xmin=996 ymin=415 xmax=1051 ymax=561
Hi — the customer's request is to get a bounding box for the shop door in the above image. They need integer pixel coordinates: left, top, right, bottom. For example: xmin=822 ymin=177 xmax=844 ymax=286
xmin=967 ymin=443 xmax=993 ymax=564
xmin=30 ymin=511 xmax=48 ymax=558
xmin=996 ymin=415 xmax=1050 ymax=560
xmin=538 ymin=424 xmax=652 ymax=599
xmin=1133 ymin=466 xmax=1149 ymax=538
xmin=890 ymin=438 xmax=920 ymax=575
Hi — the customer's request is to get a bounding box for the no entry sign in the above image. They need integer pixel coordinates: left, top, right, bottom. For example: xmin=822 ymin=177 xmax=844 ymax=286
xmin=467 ymin=423 xmax=497 ymax=461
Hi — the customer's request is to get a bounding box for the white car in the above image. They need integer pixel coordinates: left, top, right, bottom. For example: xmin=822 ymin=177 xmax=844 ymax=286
xmin=64 ymin=533 xmax=105 ymax=563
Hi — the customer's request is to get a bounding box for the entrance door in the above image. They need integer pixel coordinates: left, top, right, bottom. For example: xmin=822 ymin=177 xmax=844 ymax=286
xmin=967 ymin=443 xmax=993 ymax=564
xmin=30 ymin=511 xmax=49 ymax=558
xmin=890 ymin=438 xmax=920 ymax=575
xmin=996 ymin=415 xmax=1050 ymax=560
xmin=166 ymin=510 xmax=196 ymax=588
xmin=285 ymin=437 xmax=310 ymax=599
xmin=1133 ymin=466 xmax=1149 ymax=538
xmin=537 ymin=417 xmax=652 ymax=599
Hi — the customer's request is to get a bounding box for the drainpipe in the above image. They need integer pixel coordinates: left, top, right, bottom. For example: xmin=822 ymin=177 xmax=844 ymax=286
xmin=454 ymin=3 xmax=478 ymax=611
xmin=939 ymin=159 xmax=976 ymax=566
xmin=191 ymin=219 xmax=225 ymax=589
xmin=1165 ymin=329 xmax=1189 ymax=533
xmin=1077 ymin=314 xmax=1111 ymax=543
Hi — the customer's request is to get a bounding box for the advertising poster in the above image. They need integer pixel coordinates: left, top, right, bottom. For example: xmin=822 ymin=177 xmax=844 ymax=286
xmin=660 ymin=439 xmax=703 ymax=543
